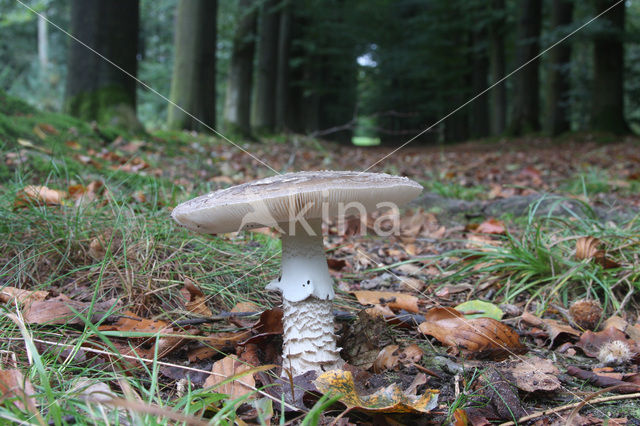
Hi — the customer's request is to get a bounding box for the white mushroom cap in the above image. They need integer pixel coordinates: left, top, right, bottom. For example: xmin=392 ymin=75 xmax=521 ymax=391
xmin=172 ymin=171 xmax=423 ymax=234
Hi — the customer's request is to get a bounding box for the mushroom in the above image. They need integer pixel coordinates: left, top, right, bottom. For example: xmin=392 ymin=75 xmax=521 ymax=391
xmin=172 ymin=171 xmax=422 ymax=376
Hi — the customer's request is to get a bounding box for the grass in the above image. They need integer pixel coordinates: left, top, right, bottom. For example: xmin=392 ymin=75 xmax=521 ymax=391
xmin=440 ymin=197 xmax=640 ymax=313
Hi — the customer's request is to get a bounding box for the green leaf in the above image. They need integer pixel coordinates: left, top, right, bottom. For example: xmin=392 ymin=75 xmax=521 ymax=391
xmin=455 ymin=300 xmax=504 ymax=320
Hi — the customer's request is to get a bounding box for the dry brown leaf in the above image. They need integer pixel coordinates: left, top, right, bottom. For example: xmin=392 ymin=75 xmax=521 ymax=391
xmin=23 ymin=296 xmax=118 ymax=325
xmin=204 ymin=355 xmax=256 ymax=401
xmin=398 ymin=277 xmax=425 ymax=293
xmin=501 ymin=356 xmax=561 ymax=392
xmin=188 ymin=331 xmax=253 ymax=362
xmin=351 ymin=290 xmax=419 ymax=313
xmin=14 ymin=185 xmax=67 ymax=207
xmin=231 ymin=301 xmax=260 ymax=313
xmin=521 ymin=311 xmax=580 ymax=344
xmin=576 ymin=236 xmax=600 ymax=260
xmin=576 ymin=326 xmax=629 ymax=358
xmin=0 ymin=369 xmax=37 ymax=412
xmin=401 ymin=344 xmax=424 ymax=364
xmin=99 ymin=311 xmax=168 ymax=334
xmin=418 ymin=307 xmax=526 ymax=360
xmin=475 ymin=218 xmax=506 ymax=234
xmin=180 ymin=278 xmax=213 ymax=317
xmin=0 ymin=287 xmax=49 ymax=305
xmin=373 ymin=345 xmax=400 ymax=373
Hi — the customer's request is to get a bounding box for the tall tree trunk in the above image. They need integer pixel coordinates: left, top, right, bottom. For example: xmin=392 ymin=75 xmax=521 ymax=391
xmin=509 ymin=0 xmax=542 ymax=135
xmin=470 ymin=29 xmax=490 ymax=139
xmin=37 ymin=13 xmax=48 ymax=69
xmin=168 ymin=0 xmax=217 ymax=131
xmin=591 ymin=0 xmax=628 ymax=134
xmin=223 ymin=0 xmax=257 ymax=137
xmin=252 ymin=0 xmax=279 ymax=133
xmin=275 ymin=2 xmax=291 ymax=132
xmin=65 ymin=0 xmax=142 ymax=132
xmin=546 ymin=0 xmax=573 ymax=135
xmin=488 ymin=0 xmax=507 ymax=135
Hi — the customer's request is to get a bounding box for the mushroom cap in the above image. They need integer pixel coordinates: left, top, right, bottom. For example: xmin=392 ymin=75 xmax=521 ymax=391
xmin=172 ymin=171 xmax=423 ymax=234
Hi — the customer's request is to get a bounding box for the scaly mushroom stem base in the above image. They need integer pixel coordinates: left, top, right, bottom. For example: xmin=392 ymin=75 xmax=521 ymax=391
xmin=281 ymin=297 xmax=343 ymax=376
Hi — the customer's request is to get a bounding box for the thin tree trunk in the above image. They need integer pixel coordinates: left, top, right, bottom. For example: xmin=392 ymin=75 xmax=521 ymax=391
xmin=546 ymin=0 xmax=573 ymax=135
xmin=509 ymin=0 xmax=542 ymax=135
xmin=275 ymin=2 xmax=291 ymax=131
xmin=168 ymin=0 xmax=217 ymax=131
xmin=591 ymin=0 xmax=628 ymax=134
xmin=65 ymin=0 xmax=142 ymax=131
xmin=470 ymin=29 xmax=490 ymax=139
xmin=37 ymin=13 xmax=48 ymax=69
xmin=223 ymin=0 xmax=257 ymax=137
xmin=488 ymin=0 xmax=507 ymax=135
xmin=252 ymin=0 xmax=279 ymax=133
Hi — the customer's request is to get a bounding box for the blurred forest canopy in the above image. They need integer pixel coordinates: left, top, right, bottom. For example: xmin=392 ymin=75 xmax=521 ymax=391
xmin=1 ymin=0 xmax=639 ymax=145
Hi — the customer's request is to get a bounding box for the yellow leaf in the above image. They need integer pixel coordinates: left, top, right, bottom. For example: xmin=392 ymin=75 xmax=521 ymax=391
xmin=314 ymin=369 xmax=438 ymax=414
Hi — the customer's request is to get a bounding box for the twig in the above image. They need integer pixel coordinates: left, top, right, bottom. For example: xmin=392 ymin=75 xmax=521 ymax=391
xmin=499 ymin=391 xmax=640 ymax=426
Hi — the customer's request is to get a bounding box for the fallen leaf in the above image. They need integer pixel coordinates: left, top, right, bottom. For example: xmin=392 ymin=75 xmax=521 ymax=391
xmin=0 ymin=369 xmax=37 ymax=412
xmin=340 ymin=310 xmax=394 ymax=370
xmin=501 ymin=356 xmax=561 ymax=392
xmin=98 ymin=311 xmax=168 ymax=334
xmin=398 ymin=277 xmax=425 ymax=293
xmin=351 ymin=290 xmax=419 ymax=313
xmin=575 ymin=236 xmax=600 ymax=261
xmin=372 ymin=345 xmax=400 ymax=373
xmin=14 ymin=185 xmax=67 ymax=207
xmin=455 ymin=300 xmax=504 ymax=320
xmin=418 ymin=307 xmax=526 ymax=360
xmin=475 ymin=218 xmax=506 ymax=234
xmin=24 ymin=296 xmax=119 ymax=325
xmin=521 ymin=311 xmax=580 ymax=345
xmin=0 ymin=287 xmax=49 ymax=305
xmin=575 ymin=326 xmax=629 ymax=358
xmin=188 ymin=331 xmax=253 ymax=362
xmin=204 ymin=355 xmax=256 ymax=401
xmin=179 ymin=278 xmax=213 ymax=317
xmin=314 ymin=369 xmax=439 ymax=414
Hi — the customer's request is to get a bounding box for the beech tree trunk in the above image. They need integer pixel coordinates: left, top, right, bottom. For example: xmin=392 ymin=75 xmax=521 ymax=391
xmin=546 ymin=0 xmax=574 ymax=135
xmin=223 ymin=0 xmax=257 ymax=137
xmin=591 ymin=0 xmax=628 ymax=134
xmin=252 ymin=0 xmax=280 ymax=133
xmin=65 ymin=0 xmax=142 ymax=131
xmin=509 ymin=0 xmax=542 ymax=135
xmin=470 ymin=29 xmax=490 ymax=139
xmin=489 ymin=0 xmax=507 ymax=135
xmin=275 ymin=2 xmax=291 ymax=131
xmin=168 ymin=0 xmax=217 ymax=131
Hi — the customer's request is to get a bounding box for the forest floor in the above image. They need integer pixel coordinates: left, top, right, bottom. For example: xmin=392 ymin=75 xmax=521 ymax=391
xmin=1 ymin=92 xmax=640 ymax=425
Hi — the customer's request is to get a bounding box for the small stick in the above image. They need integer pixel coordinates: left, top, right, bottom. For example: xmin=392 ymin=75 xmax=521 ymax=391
xmin=411 ymin=363 xmax=443 ymax=379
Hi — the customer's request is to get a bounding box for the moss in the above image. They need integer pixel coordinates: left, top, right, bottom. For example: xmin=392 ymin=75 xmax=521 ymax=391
xmin=0 ymin=90 xmax=35 ymax=115
xmin=65 ymin=86 xmax=145 ymax=134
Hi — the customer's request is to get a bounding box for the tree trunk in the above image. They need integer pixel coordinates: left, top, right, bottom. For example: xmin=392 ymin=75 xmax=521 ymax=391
xmin=252 ymin=0 xmax=280 ymax=133
xmin=509 ymin=0 xmax=542 ymax=135
xmin=275 ymin=2 xmax=291 ymax=132
xmin=168 ymin=0 xmax=217 ymax=132
xmin=488 ymin=0 xmax=507 ymax=135
xmin=591 ymin=0 xmax=628 ymax=134
xmin=65 ymin=0 xmax=142 ymax=132
xmin=546 ymin=0 xmax=573 ymax=135
xmin=470 ymin=29 xmax=490 ymax=139
xmin=223 ymin=0 xmax=257 ymax=137
xmin=37 ymin=13 xmax=48 ymax=69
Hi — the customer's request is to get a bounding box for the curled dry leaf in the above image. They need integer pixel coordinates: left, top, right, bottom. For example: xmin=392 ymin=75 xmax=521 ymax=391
xmin=188 ymin=330 xmax=252 ymax=362
xmin=23 ymin=295 xmax=119 ymax=325
xmin=0 ymin=369 xmax=37 ymax=412
xmin=0 ymin=286 xmax=49 ymax=305
xmin=14 ymin=185 xmax=67 ymax=207
xmin=314 ymin=369 xmax=439 ymax=414
xmin=418 ymin=307 xmax=526 ymax=360
xmin=204 ymin=355 xmax=256 ymax=401
xmin=180 ymin=278 xmax=213 ymax=317
xmin=373 ymin=345 xmax=400 ymax=373
xmin=351 ymin=290 xmax=419 ymax=313
xmin=521 ymin=311 xmax=580 ymax=345
xmin=99 ymin=311 xmax=168 ymax=334
xmin=575 ymin=236 xmax=600 ymax=261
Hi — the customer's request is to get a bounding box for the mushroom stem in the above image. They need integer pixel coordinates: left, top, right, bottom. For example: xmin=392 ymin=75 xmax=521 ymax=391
xmin=281 ymin=298 xmax=342 ymax=376
xmin=266 ymin=219 xmax=342 ymax=375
